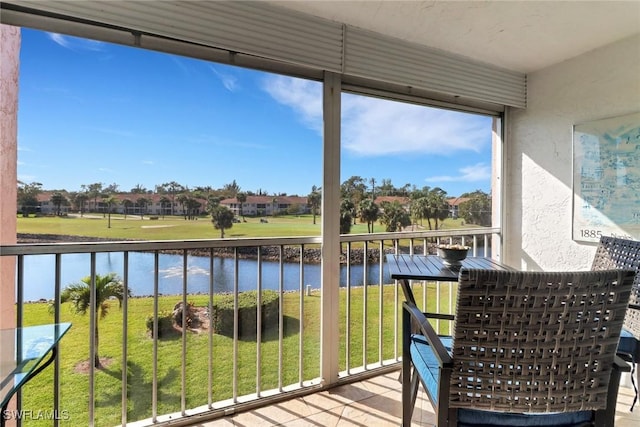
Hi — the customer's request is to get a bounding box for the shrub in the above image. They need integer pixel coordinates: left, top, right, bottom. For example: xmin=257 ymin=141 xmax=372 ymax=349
xmin=211 ymin=290 xmax=279 ymax=337
xmin=146 ymin=311 xmax=175 ymax=338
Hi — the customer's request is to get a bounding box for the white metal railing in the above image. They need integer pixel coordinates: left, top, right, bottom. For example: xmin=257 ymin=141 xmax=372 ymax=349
xmin=1 ymin=227 xmax=499 ymax=426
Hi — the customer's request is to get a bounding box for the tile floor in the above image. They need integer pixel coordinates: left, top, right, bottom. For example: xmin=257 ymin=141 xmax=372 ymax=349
xmin=193 ymin=370 xmax=640 ymax=426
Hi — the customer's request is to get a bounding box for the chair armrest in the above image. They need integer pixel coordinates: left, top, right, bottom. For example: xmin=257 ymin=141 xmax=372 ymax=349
xmin=613 ymin=354 xmax=632 ymax=373
xmin=403 ymin=301 xmax=453 ymax=365
xmin=628 ymin=303 xmax=640 ymax=311
xmin=423 ymin=312 xmax=455 ymax=321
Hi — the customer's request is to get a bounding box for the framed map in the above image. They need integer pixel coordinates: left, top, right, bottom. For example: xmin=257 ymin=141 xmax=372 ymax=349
xmin=572 ymin=112 xmax=640 ymax=243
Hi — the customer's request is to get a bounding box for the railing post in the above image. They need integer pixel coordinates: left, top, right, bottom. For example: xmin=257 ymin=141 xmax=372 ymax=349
xmin=320 ymin=71 xmax=341 ymax=386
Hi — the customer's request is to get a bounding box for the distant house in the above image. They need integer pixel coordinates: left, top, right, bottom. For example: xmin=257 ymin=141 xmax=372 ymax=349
xmin=447 ymin=197 xmax=470 ymax=219
xmin=221 ymin=195 xmax=309 ymax=216
xmin=35 ymin=192 xmax=207 ymax=216
xmin=36 ymin=191 xmax=71 ymax=215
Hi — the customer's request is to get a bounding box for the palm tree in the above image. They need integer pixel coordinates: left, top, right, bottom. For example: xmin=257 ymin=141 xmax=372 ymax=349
xmin=380 ymin=200 xmax=411 ymax=232
xmin=210 ymin=204 xmax=234 ymax=238
xmin=159 ymin=196 xmax=171 ymax=219
xmin=60 ymin=273 xmax=129 ymax=368
xmin=86 ymin=182 xmax=103 ymax=213
xmin=121 ymin=198 xmax=133 ymax=219
xmin=136 ymin=196 xmax=151 ymax=219
xmin=158 ymin=181 xmax=184 ymax=215
xmin=49 ymin=191 xmax=68 ymax=216
xmin=307 ymin=186 xmax=322 ymax=224
xmin=73 ymin=192 xmax=89 ymax=216
xmin=359 ymin=198 xmax=380 ymax=233
xmin=103 ymin=195 xmax=117 ymax=228
xmin=236 ymin=192 xmax=247 ymax=220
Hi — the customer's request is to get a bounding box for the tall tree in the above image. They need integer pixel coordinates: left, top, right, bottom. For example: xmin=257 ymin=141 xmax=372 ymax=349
xmin=427 ymin=187 xmax=450 ymax=230
xmin=185 ymin=196 xmax=202 ymax=220
xmin=176 ymin=193 xmax=189 ymax=219
xmin=307 ymin=186 xmax=322 ymax=225
xmin=411 ymin=186 xmax=449 ymax=230
xmin=104 ymin=183 xmax=119 ymax=194
xmin=378 ymin=179 xmax=395 ymax=196
xmin=50 ymin=191 xmax=68 ymax=216
xmin=236 ymin=192 xmax=247 ymax=220
xmin=340 ymin=199 xmax=354 ymax=234
xmin=60 ymin=273 xmax=129 ymax=368
xmin=72 ymin=192 xmax=89 ymax=217
xmin=459 ymin=190 xmax=492 ymax=226
xmin=159 ymin=196 xmax=171 ymax=219
xmin=130 ymin=184 xmax=148 ymax=194
xmin=121 ymin=198 xmax=133 ymax=219
xmin=223 ymin=180 xmax=241 ymax=198
xmin=359 ymin=198 xmax=380 ymax=233
xmin=210 ymin=205 xmax=234 ymax=238
xmin=103 ymin=195 xmax=117 ymax=228
xmin=369 ymin=177 xmax=376 ymax=198
xmin=341 ymin=176 xmax=367 ymax=225
xmin=86 ymin=183 xmax=104 ymax=213
xmin=17 ymin=181 xmax=42 ymax=217
xmin=157 ymin=181 xmax=184 ymax=215
xmin=380 ymin=200 xmax=411 ymax=232
xmin=410 ymin=195 xmax=429 ymax=228
xmin=136 ymin=197 xmax=151 ymax=219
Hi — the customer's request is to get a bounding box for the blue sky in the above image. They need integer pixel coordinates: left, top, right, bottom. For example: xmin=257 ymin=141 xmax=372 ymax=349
xmin=17 ymin=28 xmax=493 ymax=197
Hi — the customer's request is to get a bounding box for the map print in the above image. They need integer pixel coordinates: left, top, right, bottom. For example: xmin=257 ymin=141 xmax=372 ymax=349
xmin=573 ymin=112 xmax=640 ymax=242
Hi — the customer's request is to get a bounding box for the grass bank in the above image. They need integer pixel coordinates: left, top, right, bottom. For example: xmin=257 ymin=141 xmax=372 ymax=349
xmin=17 ymin=214 xmax=466 ymax=241
xmin=19 ymin=283 xmax=453 ymax=426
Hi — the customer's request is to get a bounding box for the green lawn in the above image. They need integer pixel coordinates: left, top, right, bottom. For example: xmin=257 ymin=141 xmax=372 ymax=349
xmin=17 ymin=214 xmax=467 ymax=241
xmin=17 ymin=214 xmax=322 ymax=240
xmin=14 ymin=213 xmax=464 ymax=425
xmin=19 ymin=283 xmax=453 ymax=426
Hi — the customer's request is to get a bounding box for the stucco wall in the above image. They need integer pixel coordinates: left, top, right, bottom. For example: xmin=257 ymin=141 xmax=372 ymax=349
xmin=505 ymin=34 xmax=640 ymax=271
xmin=0 ymin=24 xmax=19 ymax=329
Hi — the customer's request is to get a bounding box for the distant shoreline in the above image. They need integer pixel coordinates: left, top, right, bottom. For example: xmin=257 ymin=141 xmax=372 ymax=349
xmin=16 ymin=233 xmax=403 ymax=264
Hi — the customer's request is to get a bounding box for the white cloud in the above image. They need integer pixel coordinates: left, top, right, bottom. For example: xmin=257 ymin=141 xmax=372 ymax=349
xmin=261 ymin=75 xmax=322 ymax=132
xmin=142 ymin=160 xmax=154 ymax=165
xmin=342 ymin=95 xmax=490 ymax=156
xmin=47 ymin=33 xmax=105 ymax=51
xmin=425 ymin=163 xmax=491 ymax=183
xmin=98 ymin=167 xmax=115 ymax=173
xmin=48 ymin=33 xmax=71 ymax=48
xmin=262 ymin=75 xmax=491 ymax=156
xmin=210 ymin=66 xmax=239 ymax=92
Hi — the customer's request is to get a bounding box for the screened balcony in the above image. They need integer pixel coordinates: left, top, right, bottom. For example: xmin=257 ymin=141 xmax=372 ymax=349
xmin=1 ymin=1 xmax=639 ymax=427
xmin=3 ymin=229 xmax=499 ymax=426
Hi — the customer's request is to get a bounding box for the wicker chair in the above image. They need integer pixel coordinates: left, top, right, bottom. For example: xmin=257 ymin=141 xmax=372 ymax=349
xmin=402 ymin=268 xmax=635 ymax=427
xmin=591 ymin=236 xmax=640 ymax=410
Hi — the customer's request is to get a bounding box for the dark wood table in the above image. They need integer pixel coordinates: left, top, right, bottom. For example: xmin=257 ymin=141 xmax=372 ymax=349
xmin=386 ymin=254 xmax=512 ymax=305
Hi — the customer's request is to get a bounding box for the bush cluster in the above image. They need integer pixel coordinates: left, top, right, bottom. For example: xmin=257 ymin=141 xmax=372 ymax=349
xmin=210 ymin=290 xmax=279 ymax=337
xmin=145 ymin=311 xmax=174 ymax=338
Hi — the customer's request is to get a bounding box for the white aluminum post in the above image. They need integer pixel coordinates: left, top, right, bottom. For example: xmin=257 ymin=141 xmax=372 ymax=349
xmin=320 ymin=71 xmax=341 ymax=386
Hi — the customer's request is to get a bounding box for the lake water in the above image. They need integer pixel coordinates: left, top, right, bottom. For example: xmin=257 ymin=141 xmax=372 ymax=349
xmin=19 ymin=252 xmax=393 ymax=301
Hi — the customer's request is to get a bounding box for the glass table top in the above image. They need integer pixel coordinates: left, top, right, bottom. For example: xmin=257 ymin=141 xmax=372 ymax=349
xmin=1 ymin=323 xmax=71 ymax=408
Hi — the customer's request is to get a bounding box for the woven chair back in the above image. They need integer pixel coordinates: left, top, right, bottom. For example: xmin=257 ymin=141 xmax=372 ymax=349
xmin=449 ymin=268 xmax=635 ymax=413
xmin=591 ymin=236 xmax=640 ymax=339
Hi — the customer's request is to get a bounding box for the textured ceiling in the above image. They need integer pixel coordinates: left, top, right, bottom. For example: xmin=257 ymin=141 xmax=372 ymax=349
xmin=269 ymin=1 xmax=640 ymax=73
